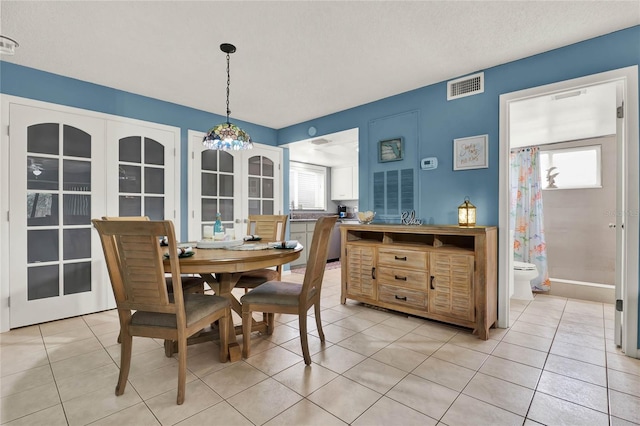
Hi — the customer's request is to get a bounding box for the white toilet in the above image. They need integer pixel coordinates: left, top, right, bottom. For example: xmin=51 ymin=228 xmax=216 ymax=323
xmin=512 ymin=261 xmax=538 ymax=300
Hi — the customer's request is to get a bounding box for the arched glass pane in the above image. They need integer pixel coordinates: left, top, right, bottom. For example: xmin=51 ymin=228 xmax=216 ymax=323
xmin=119 ymin=136 xmax=141 ymax=163
xmin=27 ymin=123 xmax=59 ymax=155
xmin=219 ymin=151 xmax=234 ymax=173
xmin=63 ymin=125 xmax=91 ymax=158
xmin=248 ymin=155 xmax=261 ymax=176
xmin=263 ymin=158 xmax=274 ymax=177
xmin=144 ymin=138 xmax=164 ymax=165
xmin=202 ymin=150 xmax=218 ymax=171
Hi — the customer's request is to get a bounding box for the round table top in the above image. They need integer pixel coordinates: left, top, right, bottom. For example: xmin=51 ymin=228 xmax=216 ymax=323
xmin=164 ymin=243 xmax=303 ymax=274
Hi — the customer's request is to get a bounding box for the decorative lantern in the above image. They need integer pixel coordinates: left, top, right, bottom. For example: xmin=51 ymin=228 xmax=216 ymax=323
xmin=458 ymin=197 xmax=476 ymax=227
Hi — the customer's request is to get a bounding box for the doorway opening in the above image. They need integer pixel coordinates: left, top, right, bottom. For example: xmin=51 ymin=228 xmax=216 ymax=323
xmin=498 ymin=66 xmax=639 ymax=357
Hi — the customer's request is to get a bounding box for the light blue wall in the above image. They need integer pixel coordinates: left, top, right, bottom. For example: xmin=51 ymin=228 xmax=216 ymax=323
xmin=2 ymin=26 xmax=639 ymax=345
xmin=0 ymin=62 xmax=279 ymax=237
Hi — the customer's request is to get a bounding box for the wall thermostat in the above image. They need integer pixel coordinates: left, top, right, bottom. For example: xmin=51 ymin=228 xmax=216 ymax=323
xmin=420 ymin=157 xmax=438 ymax=170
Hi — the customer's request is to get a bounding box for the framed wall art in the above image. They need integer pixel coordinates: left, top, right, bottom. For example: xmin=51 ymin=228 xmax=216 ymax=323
xmin=379 ymin=137 xmax=403 ymax=162
xmin=453 ymin=134 xmax=489 ymax=170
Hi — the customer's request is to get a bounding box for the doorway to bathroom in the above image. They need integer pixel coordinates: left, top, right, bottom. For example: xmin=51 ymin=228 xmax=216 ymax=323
xmin=498 ymin=66 xmax=639 ymax=358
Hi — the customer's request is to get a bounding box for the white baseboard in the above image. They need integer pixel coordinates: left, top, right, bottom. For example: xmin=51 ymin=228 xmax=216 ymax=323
xmin=547 ymin=279 xmax=615 ymax=304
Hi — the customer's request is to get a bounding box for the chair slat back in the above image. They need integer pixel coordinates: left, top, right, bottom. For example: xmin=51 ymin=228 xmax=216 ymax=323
xmin=93 ymin=219 xmax=183 ymax=314
xmin=300 ymin=216 xmax=338 ymax=301
xmin=247 ymin=215 xmax=288 ymax=242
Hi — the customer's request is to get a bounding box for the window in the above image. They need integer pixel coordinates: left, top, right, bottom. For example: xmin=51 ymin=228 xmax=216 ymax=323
xmin=290 ymin=162 xmax=326 ymax=210
xmin=540 ymin=145 xmax=601 ymax=189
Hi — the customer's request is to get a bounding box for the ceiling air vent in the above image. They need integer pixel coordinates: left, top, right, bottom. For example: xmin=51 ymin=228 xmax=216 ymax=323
xmin=447 ymin=72 xmax=484 ymax=101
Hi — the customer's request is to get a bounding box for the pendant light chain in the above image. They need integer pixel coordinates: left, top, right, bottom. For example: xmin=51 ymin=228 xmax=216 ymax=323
xmin=226 ymin=51 xmax=231 ymax=124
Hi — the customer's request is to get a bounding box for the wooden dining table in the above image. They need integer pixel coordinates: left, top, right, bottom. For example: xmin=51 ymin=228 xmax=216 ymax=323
xmin=163 ymin=242 xmax=302 ymax=361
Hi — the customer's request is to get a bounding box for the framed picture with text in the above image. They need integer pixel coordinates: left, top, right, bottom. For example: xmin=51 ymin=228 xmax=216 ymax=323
xmin=453 ymin=134 xmax=488 ymax=170
xmin=378 ymin=138 xmax=403 ymax=162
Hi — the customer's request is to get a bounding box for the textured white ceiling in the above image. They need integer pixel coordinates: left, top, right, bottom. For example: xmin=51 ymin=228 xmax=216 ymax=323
xmin=1 ymin=1 xmax=638 ymax=130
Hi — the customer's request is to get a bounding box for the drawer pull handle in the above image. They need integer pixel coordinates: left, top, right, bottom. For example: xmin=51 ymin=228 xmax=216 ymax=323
xmin=394 ymin=295 xmax=407 ymax=301
xmin=394 ymin=275 xmax=407 ymax=281
xmin=394 ymin=256 xmax=407 ymax=261
xmin=372 ymin=267 xmax=376 ymax=279
xmin=430 ymin=276 xmax=435 ymax=290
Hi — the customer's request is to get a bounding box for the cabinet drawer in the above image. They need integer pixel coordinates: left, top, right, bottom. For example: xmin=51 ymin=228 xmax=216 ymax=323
xmin=379 ymin=285 xmax=427 ymax=309
xmin=378 ymin=268 xmax=428 ymax=291
xmin=378 ymin=248 xmax=428 ymax=270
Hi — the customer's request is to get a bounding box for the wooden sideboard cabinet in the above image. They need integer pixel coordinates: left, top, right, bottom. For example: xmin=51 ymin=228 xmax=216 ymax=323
xmin=340 ymin=224 xmax=497 ymax=340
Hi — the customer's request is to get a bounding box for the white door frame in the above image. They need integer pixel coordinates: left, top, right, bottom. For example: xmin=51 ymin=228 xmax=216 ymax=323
xmin=498 ymin=66 xmax=639 ymax=358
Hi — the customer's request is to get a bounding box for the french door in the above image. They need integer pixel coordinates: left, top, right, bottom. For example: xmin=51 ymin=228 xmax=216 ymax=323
xmin=9 ymin=104 xmax=108 ymax=327
xmin=5 ymin=100 xmax=180 ymax=329
xmin=188 ymin=130 xmax=283 ymax=241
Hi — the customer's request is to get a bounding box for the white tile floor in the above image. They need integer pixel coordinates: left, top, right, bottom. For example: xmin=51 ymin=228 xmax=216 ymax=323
xmin=1 ymin=267 xmax=639 ymax=425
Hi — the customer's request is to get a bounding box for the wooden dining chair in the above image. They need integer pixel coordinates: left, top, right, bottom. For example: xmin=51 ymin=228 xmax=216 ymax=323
xmin=240 ymin=215 xmax=338 ymax=364
xmin=93 ymin=219 xmax=230 ymax=405
xmin=234 ymin=214 xmax=288 ymax=291
xmin=102 ymin=216 xmax=205 ymax=294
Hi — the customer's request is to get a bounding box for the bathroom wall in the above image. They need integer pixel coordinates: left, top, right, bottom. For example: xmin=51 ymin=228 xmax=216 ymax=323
xmin=541 ymin=135 xmax=616 ymax=285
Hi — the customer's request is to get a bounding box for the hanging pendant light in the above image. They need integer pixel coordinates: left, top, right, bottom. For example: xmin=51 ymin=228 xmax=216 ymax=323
xmin=203 ymin=43 xmax=253 ymax=151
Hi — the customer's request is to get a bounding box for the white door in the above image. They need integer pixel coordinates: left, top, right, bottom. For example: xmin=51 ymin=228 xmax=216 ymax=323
xmin=188 ymin=130 xmax=282 ymax=241
xmin=9 ymin=104 xmax=108 ymax=327
xmin=106 ymin=121 xmax=179 ymax=224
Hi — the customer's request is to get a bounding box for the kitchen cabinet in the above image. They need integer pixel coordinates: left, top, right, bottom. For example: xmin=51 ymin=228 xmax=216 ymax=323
xmin=331 ymin=166 xmax=358 ymax=200
xmin=340 ymin=224 xmax=497 ymax=340
xmin=289 ymin=221 xmax=315 ymax=267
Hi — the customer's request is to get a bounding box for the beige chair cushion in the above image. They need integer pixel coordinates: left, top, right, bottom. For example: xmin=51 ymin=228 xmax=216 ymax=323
xmin=240 ymin=281 xmax=316 ymax=307
xmin=131 ymin=294 xmax=229 ymax=328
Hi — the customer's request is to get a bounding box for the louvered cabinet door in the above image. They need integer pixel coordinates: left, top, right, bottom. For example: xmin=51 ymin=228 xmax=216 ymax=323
xmin=429 ymin=252 xmax=475 ymax=321
xmin=345 ymin=244 xmax=376 ymax=299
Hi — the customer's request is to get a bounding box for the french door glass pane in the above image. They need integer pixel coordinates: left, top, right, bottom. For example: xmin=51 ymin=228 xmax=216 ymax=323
xmin=27 ymin=193 xmax=58 ymax=226
xmin=63 ymin=262 xmax=91 ymax=295
xmin=263 ymin=158 xmax=274 ymax=177
xmin=63 ymin=125 xmax=91 ymax=158
xmin=219 ymin=151 xmax=233 ymax=173
xmin=119 ymin=136 xmax=141 ymax=163
xmin=248 ymin=177 xmax=260 ymax=198
xmin=63 ymin=194 xmax=90 ymax=225
xmin=27 ymin=156 xmax=59 ymax=191
xmin=144 ymin=167 xmax=164 ymax=193
xmin=202 ymin=199 xmax=217 ymax=221
xmin=262 ymin=200 xmax=274 ymax=215
xmin=119 ymin=196 xmax=141 ymax=216
xmin=144 ymin=138 xmax=164 ymax=165
xmin=28 ymin=229 xmax=59 ymax=263
xmin=119 ymin=165 xmax=141 ymax=193
xmin=144 ymin=197 xmax=164 ymax=220
xmin=63 ymin=229 xmax=91 ymax=260
xmin=219 ymin=175 xmax=233 ymax=197
xmin=28 ymin=265 xmax=59 ymax=300
xmin=220 ymin=199 xmax=234 ymax=221
xmin=202 ymin=150 xmax=218 ymax=171
xmin=248 ymin=200 xmax=260 ymax=215
xmin=202 ymin=173 xmax=217 ymax=196
xmin=63 ymin=159 xmax=91 ymax=191
xmin=248 ymin=155 xmax=261 ymax=176
xmin=27 ymin=123 xmax=59 ymax=155
xmin=263 ymin=178 xmax=274 ymax=198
